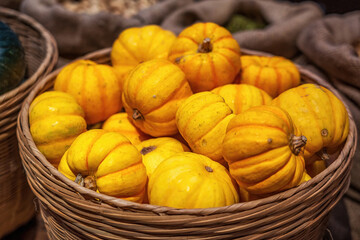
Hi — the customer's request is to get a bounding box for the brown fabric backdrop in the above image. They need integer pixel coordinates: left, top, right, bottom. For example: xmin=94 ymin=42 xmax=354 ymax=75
xmin=161 ymin=0 xmax=323 ymax=59
xmin=0 ymin=0 xmax=22 ymax=10
xmin=297 ymin=11 xmax=360 ymax=240
xmin=20 ymin=0 xmax=193 ymax=59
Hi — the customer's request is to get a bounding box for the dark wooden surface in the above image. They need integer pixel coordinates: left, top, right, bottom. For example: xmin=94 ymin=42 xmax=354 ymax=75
xmin=2 ymin=213 xmax=48 ymax=240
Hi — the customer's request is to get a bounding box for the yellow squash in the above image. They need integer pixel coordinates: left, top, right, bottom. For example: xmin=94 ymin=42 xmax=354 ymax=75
xmin=136 ymin=137 xmax=189 ymax=178
xmin=239 ymin=171 xmax=311 ymax=202
xmin=102 ymin=112 xmax=150 ymax=145
xmin=239 ymin=188 xmax=263 ymax=202
xmin=222 ymin=105 xmax=307 ymax=195
xmin=237 ymin=55 xmax=300 ymax=97
xmin=58 ymin=129 xmax=147 ymax=203
xmin=272 ymin=83 xmax=349 ymax=164
xmin=148 ymin=152 xmax=239 ymax=208
xmin=306 ymin=159 xmax=327 ymax=178
xmin=122 ymin=58 xmax=193 ymax=137
xmin=111 ymin=25 xmax=176 ymax=86
xmin=168 ymin=22 xmax=241 ymax=92
xmin=54 ymin=60 xmax=122 ymax=125
xmin=29 ymin=91 xmax=87 ymax=167
xmin=176 ymin=91 xmax=234 ymax=165
xmin=211 ymin=84 xmax=272 ymax=114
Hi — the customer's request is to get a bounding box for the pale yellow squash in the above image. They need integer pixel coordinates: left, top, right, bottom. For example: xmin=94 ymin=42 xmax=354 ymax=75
xmin=29 ymin=91 xmax=87 ymax=167
xmin=102 ymin=112 xmax=150 ymax=145
xmin=272 ymin=83 xmax=349 ymax=164
xmin=58 ymin=129 xmax=147 ymax=203
xmin=122 ymin=59 xmax=193 ymax=137
xmin=176 ymin=91 xmax=234 ymax=165
xmin=148 ymin=152 xmax=239 ymax=208
xmin=223 ymin=105 xmax=307 ymax=195
xmin=136 ymin=137 xmax=189 ymax=178
xmin=211 ymin=84 xmax=272 ymax=114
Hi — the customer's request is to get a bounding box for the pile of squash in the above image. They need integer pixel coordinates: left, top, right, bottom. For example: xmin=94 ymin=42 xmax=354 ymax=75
xmin=29 ymin=23 xmax=349 ymax=209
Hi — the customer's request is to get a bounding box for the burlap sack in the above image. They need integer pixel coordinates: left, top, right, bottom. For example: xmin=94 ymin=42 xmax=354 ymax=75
xmin=297 ymin=11 xmax=360 ymax=240
xmin=161 ymin=0 xmax=323 ymax=59
xmin=0 ymin=0 xmax=23 ymax=10
xmin=20 ymin=0 xmax=193 ymax=59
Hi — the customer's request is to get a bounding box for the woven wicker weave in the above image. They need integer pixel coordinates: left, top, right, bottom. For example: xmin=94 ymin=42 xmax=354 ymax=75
xmin=0 ymin=7 xmax=58 ymax=237
xmin=17 ymin=48 xmax=356 ymax=240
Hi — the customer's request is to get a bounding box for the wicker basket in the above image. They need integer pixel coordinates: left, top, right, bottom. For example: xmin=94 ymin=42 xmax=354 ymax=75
xmin=0 ymin=7 xmax=58 ymax=237
xmin=17 ymin=48 xmax=356 ymax=240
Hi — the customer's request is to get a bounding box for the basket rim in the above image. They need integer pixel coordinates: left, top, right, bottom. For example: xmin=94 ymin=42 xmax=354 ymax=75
xmin=0 ymin=6 xmax=58 ymax=102
xmin=17 ymin=47 xmax=357 ymax=215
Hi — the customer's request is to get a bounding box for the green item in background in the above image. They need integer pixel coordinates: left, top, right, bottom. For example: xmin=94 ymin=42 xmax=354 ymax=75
xmin=224 ymin=14 xmax=266 ymax=33
xmin=0 ymin=21 xmax=26 ymax=95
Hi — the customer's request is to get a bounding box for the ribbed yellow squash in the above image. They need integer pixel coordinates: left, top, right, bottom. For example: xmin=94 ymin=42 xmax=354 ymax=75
xmin=122 ymin=59 xmax=193 ymax=137
xmin=176 ymin=91 xmax=234 ymax=165
xmin=237 ymin=55 xmax=300 ymax=97
xmin=58 ymin=129 xmax=147 ymax=203
xmin=239 ymin=187 xmax=263 ymax=202
xmin=211 ymin=84 xmax=272 ymax=114
xmin=239 ymin=172 xmax=311 ymax=202
xmin=272 ymin=83 xmax=349 ymax=164
xmin=223 ymin=105 xmax=307 ymax=195
xmin=168 ymin=22 xmax=241 ymax=92
xmin=54 ymin=60 xmax=122 ymax=125
xmin=148 ymin=152 xmax=239 ymax=208
xmin=111 ymin=25 xmax=176 ymax=86
xmin=136 ymin=137 xmax=189 ymax=178
xmin=29 ymin=91 xmax=87 ymax=167
xmin=102 ymin=112 xmax=150 ymax=145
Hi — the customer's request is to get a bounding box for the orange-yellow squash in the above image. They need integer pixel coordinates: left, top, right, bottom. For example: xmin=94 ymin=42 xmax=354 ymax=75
xmin=29 ymin=91 xmax=87 ymax=167
xmin=111 ymin=25 xmax=176 ymax=86
xmin=58 ymin=129 xmax=147 ymax=203
xmin=211 ymin=84 xmax=272 ymax=114
xmin=54 ymin=60 xmax=122 ymax=125
xmin=102 ymin=112 xmax=150 ymax=145
xmin=222 ymin=105 xmax=307 ymax=195
xmin=136 ymin=137 xmax=189 ymax=178
xmin=176 ymin=91 xmax=234 ymax=165
xmin=168 ymin=22 xmax=241 ymax=92
xmin=122 ymin=58 xmax=193 ymax=137
xmin=272 ymin=83 xmax=349 ymax=164
xmin=306 ymin=159 xmax=327 ymax=178
xmin=237 ymin=55 xmax=300 ymax=98
xmin=239 ymin=187 xmax=263 ymax=202
xmin=239 ymin=171 xmax=311 ymax=202
xmin=148 ymin=152 xmax=239 ymax=208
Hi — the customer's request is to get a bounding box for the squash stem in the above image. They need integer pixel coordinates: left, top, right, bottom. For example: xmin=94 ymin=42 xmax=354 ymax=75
xmin=75 ymin=173 xmax=84 ymax=186
xmin=84 ymin=176 xmax=97 ymax=191
xmin=290 ymin=135 xmax=307 ymax=155
xmin=316 ymin=148 xmax=330 ymax=161
xmin=74 ymin=173 xmax=97 ymax=191
xmin=198 ymin=38 xmax=213 ymax=53
xmin=132 ymin=109 xmax=144 ymax=121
